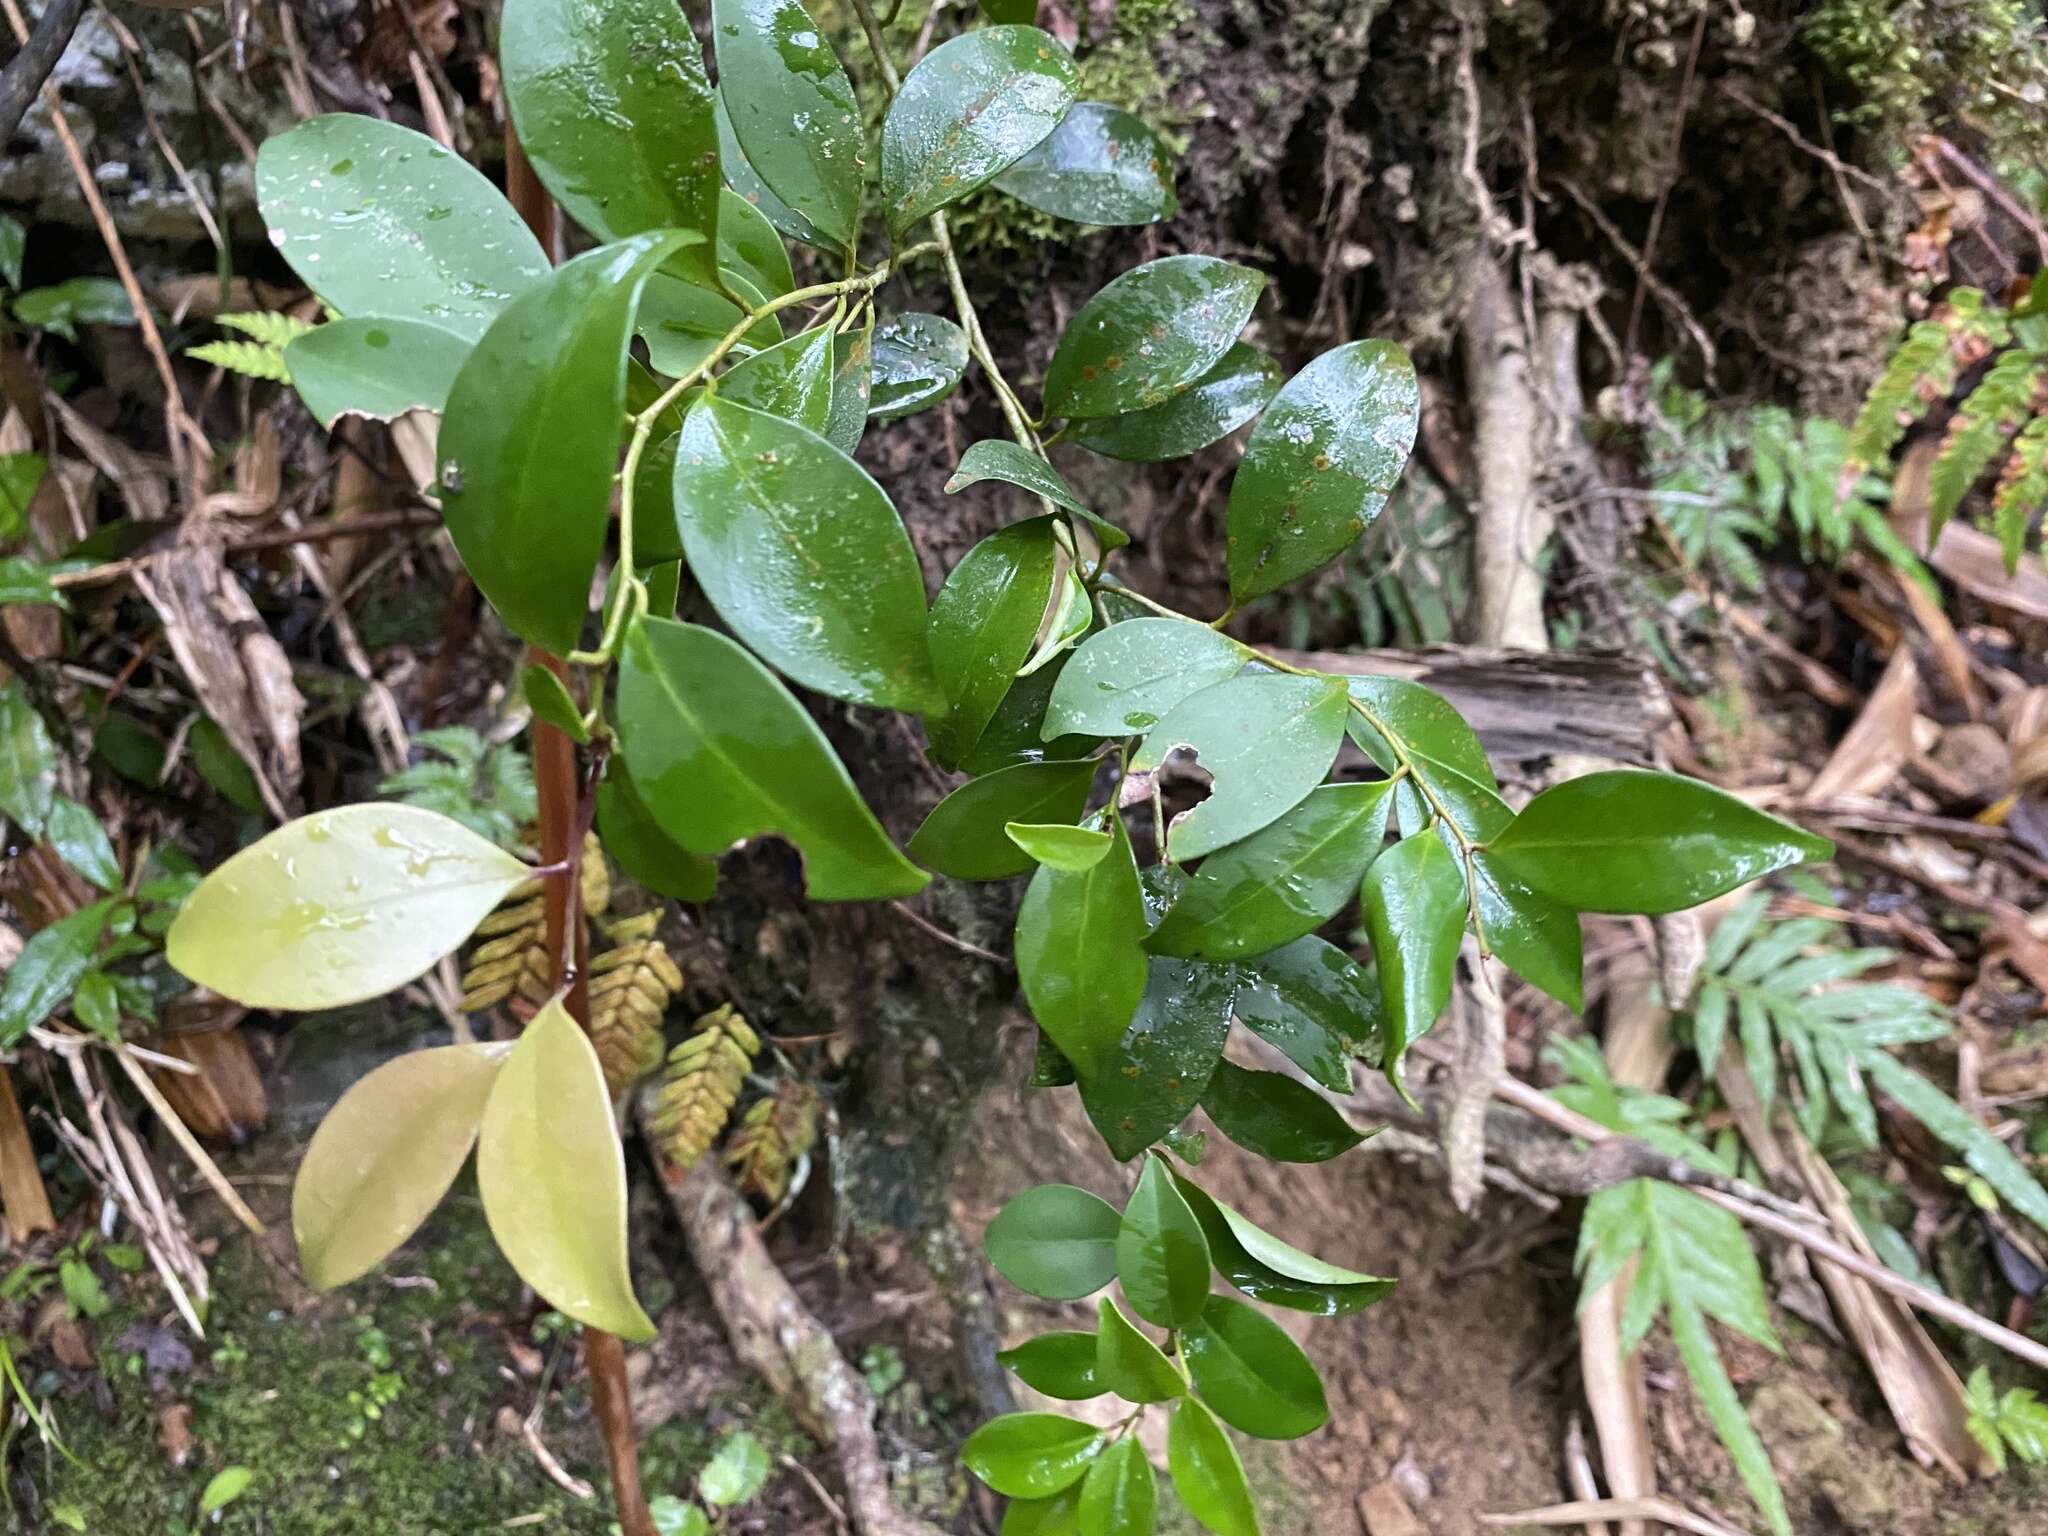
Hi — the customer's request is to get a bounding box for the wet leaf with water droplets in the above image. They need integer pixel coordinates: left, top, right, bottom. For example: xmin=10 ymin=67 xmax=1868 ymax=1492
xmin=1042 ymin=618 xmax=1247 ymax=739
xmin=1078 ymin=957 xmax=1235 ymax=1161
xmin=944 ymin=440 xmax=1129 ymax=549
xmin=1044 ymin=256 xmax=1264 ymax=422
xmin=718 ymin=324 xmax=836 ymax=434
xmin=1014 ymin=816 xmax=1148 ymax=1078
xmin=294 ymin=1042 xmax=512 ymax=1289
xmin=869 ymin=312 xmax=969 ymax=421
xmin=478 ymin=996 xmax=656 ymax=1341
xmin=1069 ymin=342 xmax=1280 ymax=463
xmin=715 ymin=0 xmax=864 ymax=248
xmin=993 ymin=100 xmax=1177 ymax=227
xmin=284 ymin=317 xmax=469 ymax=428
xmin=166 ymin=805 xmax=532 ymax=1010
xmin=927 ymin=517 xmax=1062 ymax=767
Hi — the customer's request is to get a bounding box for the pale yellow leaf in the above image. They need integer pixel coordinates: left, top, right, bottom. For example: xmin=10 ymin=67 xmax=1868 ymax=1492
xmin=477 ymin=996 xmax=655 ymax=1341
xmin=293 ymin=1042 xmax=512 ymax=1290
xmin=167 ymin=804 xmax=533 ymax=1009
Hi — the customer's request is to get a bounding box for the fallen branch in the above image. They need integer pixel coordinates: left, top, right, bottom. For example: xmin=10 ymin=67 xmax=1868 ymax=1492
xmin=0 ymin=0 xmax=82 ymax=146
xmin=1482 ymin=1496 xmax=1750 ymax=1536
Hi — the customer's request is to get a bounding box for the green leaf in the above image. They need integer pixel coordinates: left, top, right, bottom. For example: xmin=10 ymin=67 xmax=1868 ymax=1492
xmin=69 ymin=971 xmax=119 ymax=1039
xmin=0 ymin=558 xmax=71 ymax=611
xmin=1471 ymin=850 xmax=1583 ymax=1012
xmin=718 ymin=99 xmax=831 ymax=251
xmin=1016 ymin=816 xmax=1149 ymax=1076
xmin=1360 ymin=830 xmax=1466 ymax=1081
xmin=501 ymin=0 xmax=719 ymax=277
xmin=1182 ymin=1295 xmax=1326 ymax=1440
xmin=1096 ymin=1296 xmax=1185 ymax=1402
xmin=961 ymin=1413 xmax=1105 ymax=1499
xmin=1007 ymin=821 xmax=1115 ymax=870
xmin=1231 ymin=937 xmax=1381 ymax=1088
xmin=284 ymin=318 xmax=468 ymax=427
xmin=1344 ymin=676 xmax=1493 ymax=787
xmin=636 ymin=272 xmax=782 ymax=377
xmin=1148 ymin=783 xmax=1391 ymax=961
xmin=718 ymin=187 xmax=797 ymax=299
xmin=1667 ymin=1298 xmax=1791 ymax=1536
xmin=1172 ymin=1174 xmax=1391 ymax=1316
xmin=0 ymin=900 xmax=112 ymax=1047
xmin=1860 ymin=1053 xmax=2048 ymax=1232
xmin=0 ymin=213 xmax=22 ymax=289
xmin=881 ymin=26 xmax=1079 ymax=233
xmin=1045 ymin=257 xmax=1264 ymax=422
xmin=521 ymin=663 xmax=589 ymax=744
xmin=673 ymin=396 xmax=942 ymax=713
xmin=198 ymin=1467 xmax=253 ymax=1516
xmin=440 ymin=233 xmax=684 ymax=654
xmin=1487 ymin=771 xmax=1834 ymax=916
xmin=718 ymin=324 xmax=836 ymax=433
xmin=1042 ymin=619 xmax=1247 ymax=739
xmin=1003 ymin=1488 xmax=1083 ymax=1536
xmin=1070 ymin=344 xmax=1280 ymax=464
xmin=1079 ymin=957 xmax=1237 ymax=1160
xmin=44 ymin=796 xmax=119 ymax=892
xmin=945 ymin=439 xmax=1130 ymax=550
xmin=595 ymin=762 xmax=718 ymax=903
xmin=1225 ymin=339 xmax=1419 ymax=603
xmin=987 ymin=1183 xmax=1123 ymax=1299
xmin=909 ymin=760 xmax=1098 ymax=880
xmin=826 ymin=321 xmax=874 ymax=454
xmin=1130 ymin=673 xmax=1349 ymax=860
xmin=928 ymin=517 xmax=1062 ymax=766
xmin=255 ymin=115 xmax=547 ymax=343
xmin=698 ymin=1430 xmax=772 ymax=1509
xmin=190 ymin=717 xmax=265 ymax=814
xmin=1168 ymin=1398 xmax=1259 ymax=1536
xmin=998 ymin=1331 xmax=1106 ymax=1399
xmin=993 ymin=101 xmax=1176 ymax=227
xmin=1078 ymin=1436 xmax=1158 ymax=1536
xmin=869 ymin=312 xmax=970 ymax=420
xmin=618 ymin=618 xmax=927 ymax=901
xmin=0 ymin=452 xmax=47 ymax=536
xmin=166 ymin=805 xmax=531 ymax=1011
xmin=477 ymin=996 xmax=655 ymax=1341
xmin=292 ymin=1042 xmax=511 ymax=1289
xmin=1200 ymin=1062 xmax=1365 ymax=1163
xmin=13 ymin=277 xmax=134 ymax=341
xmin=982 ymin=0 xmax=1038 ymax=19
xmin=964 ymin=655 xmax=1102 ymax=775
xmin=714 ymin=0 xmax=862 ymax=248
xmin=650 ymin=1495 xmax=713 ymax=1536
xmin=0 ymin=680 xmax=57 ymax=836
xmin=1116 ymin=1155 xmax=1211 ymax=1328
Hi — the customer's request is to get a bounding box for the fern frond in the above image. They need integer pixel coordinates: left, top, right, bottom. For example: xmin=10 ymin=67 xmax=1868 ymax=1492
xmin=588 ymin=910 xmax=680 ymax=1092
xmin=1992 ymin=415 xmax=2048 ymax=573
xmin=187 ymin=339 xmax=291 ymax=383
xmin=648 ymin=1004 xmax=760 ymax=1177
xmin=725 ymin=1080 xmax=821 ymax=1205
xmin=216 ymin=310 xmax=316 ymax=348
xmin=1929 ymin=349 xmax=2043 ymax=541
xmin=1850 ymin=318 xmax=1956 ymax=468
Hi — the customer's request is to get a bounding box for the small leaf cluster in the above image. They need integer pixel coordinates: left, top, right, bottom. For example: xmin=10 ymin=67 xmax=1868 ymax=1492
xmin=376 ymin=725 xmax=537 ymax=850
xmin=626 ymin=1429 xmax=774 ymax=1536
xmin=1964 ymin=1364 xmax=2048 ymax=1472
xmin=186 ymin=311 xmax=316 ymax=384
xmin=973 ymin=1159 xmax=1384 ymax=1535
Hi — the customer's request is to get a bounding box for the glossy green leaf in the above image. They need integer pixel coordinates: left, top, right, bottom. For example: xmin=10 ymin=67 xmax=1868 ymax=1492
xmin=826 ymin=321 xmax=874 ymax=454
xmin=718 ymin=324 xmax=835 ymax=433
xmin=994 ymin=101 xmax=1176 ymax=226
xmin=0 ymin=900 xmax=112 ymax=1046
xmin=1359 ymin=830 xmax=1465 ymax=1081
xmin=908 ymin=760 xmax=1097 ymax=880
xmin=1015 ymin=816 xmax=1148 ymax=1077
xmin=718 ymin=187 xmax=797 ymax=299
xmin=1225 ymin=339 xmax=1420 ymax=603
xmin=13 ymin=277 xmax=132 ymax=340
xmin=1168 ymin=1398 xmax=1258 ymax=1536
xmin=198 ymin=1468 xmax=253 ymax=1517
xmin=1200 ymin=1062 xmax=1364 ymax=1163
xmin=1488 ymin=771 xmax=1834 ymax=916
xmin=963 ymin=655 xmax=1102 ymax=775
xmin=1182 ymin=1295 xmax=1327 ymax=1440
xmin=961 ymin=1413 xmax=1105 ymax=1499
xmin=699 ymin=1431 xmax=773 ymax=1508
xmin=1131 ymin=673 xmax=1349 ymax=860
xmin=718 ymin=98 xmax=832 ymax=250
xmin=1148 ymin=783 xmax=1391 ymax=961
xmin=284 ymin=318 xmax=468 ymax=428
xmin=439 ymin=233 xmax=683 ymax=654
xmin=1006 ymin=821 xmax=1114 ymax=870
xmin=45 ymin=796 xmax=119 ymax=892
xmin=1044 ymin=256 xmax=1264 ymax=422
xmin=1173 ymin=1174 xmax=1391 ymax=1316
xmin=881 ymin=26 xmax=1079 ymax=233
xmin=944 ymin=439 xmax=1130 ymax=550
xmin=1097 ymin=1296 xmax=1185 ymax=1402
xmin=1080 ymin=957 xmax=1237 ymax=1161
xmin=1036 ymin=619 xmax=1241 ymax=739
xmin=1343 ymin=676 xmax=1494 ymax=788
xmin=595 ymin=761 xmax=718 ymax=902
xmin=0 ymin=452 xmax=47 ymax=537
xmin=1471 ymin=850 xmax=1583 ymax=1011
xmin=1231 ymin=937 xmax=1380 ymax=1088
xmin=0 ymin=557 xmax=72 ymax=610
xmin=69 ymin=971 xmax=119 ymax=1039
xmin=636 ymin=272 xmax=782 ymax=378
xmin=1116 ymin=1156 xmax=1211 ymax=1328
xmin=1070 ymin=344 xmax=1280 ymax=463
xmin=293 ymin=1042 xmax=511 ymax=1289
xmin=1079 ymin=1436 xmax=1158 ymax=1536
xmin=478 ymin=996 xmax=655 ymax=1340
xmin=986 ymin=1182 xmax=1122 ymax=1299
xmin=714 ymin=0 xmax=862 ymax=247
xmin=928 ymin=517 xmax=1062 ymax=766
xmin=1020 ymin=572 xmax=1092 ymax=677
xmin=520 ymin=663 xmax=589 ymax=744
xmin=673 ymin=396 xmax=941 ymax=713
xmin=869 ymin=312 xmax=970 ymax=420
xmin=255 ymin=115 xmax=547 ymax=343
xmin=999 ymin=1331 xmax=1105 ymax=1399
xmin=166 ymin=805 xmax=530 ymax=1010
xmin=618 ymin=619 xmax=928 ymax=901
xmin=501 ymin=0 xmax=719 ymax=276
xmin=1003 ymin=1488 xmax=1083 ymax=1536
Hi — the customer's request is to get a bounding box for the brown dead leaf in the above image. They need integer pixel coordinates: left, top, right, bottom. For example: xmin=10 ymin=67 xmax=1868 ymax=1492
xmin=1806 ymin=647 xmax=1921 ymax=802
xmin=47 ymin=1313 xmax=94 ymax=1371
xmin=157 ymin=1401 xmax=195 ymax=1466
xmin=49 ymin=396 xmax=170 ymax=524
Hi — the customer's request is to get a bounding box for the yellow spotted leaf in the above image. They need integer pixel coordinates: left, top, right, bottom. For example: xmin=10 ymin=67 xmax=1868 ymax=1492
xmin=167 ymin=805 xmax=533 ymax=1010
xmin=477 ymin=996 xmax=655 ymax=1341
xmin=293 ymin=1042 xmax=513 ymax=1289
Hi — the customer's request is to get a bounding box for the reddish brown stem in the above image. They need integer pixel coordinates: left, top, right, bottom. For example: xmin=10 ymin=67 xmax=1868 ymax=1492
xmin=506 ymin=119 xmax=652 ymax=1536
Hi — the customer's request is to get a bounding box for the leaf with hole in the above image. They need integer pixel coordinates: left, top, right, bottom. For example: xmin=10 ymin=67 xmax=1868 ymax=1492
xmin=284 ymin=318 xmax=469 ymax=427
xmin=869 ymin=312 xmax=970 ymax=420
xmin=994 ymin=101 xmax=1176 ymax=226
xmin=1045 ymin=256 xmax=1264 ymax=422
xmin=1070 ymin=344 xmax=1281 ymax=463
xmin=1079 ymin=957 xmax=1237 ymax=1160
xmin=1182 ymin=1295 xmax=1327 ymax=1440
xmin=928 ymin=517 xmax=1062 ymax=766
xmin=714 ymin=0 xmax=863 ymax=248
xmin=477 ymin=996 xmax=654 ymax=1341
xmin=909 ymin=760 xmax=1098 ymax=881
xmin=986 ymin=1182 xmax=1122 ymax=1299
xmin=166 ymin=805 xmax=530 ymax=1011
xmin=1116 ymin=1155 xmax=1211 ymax=1328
